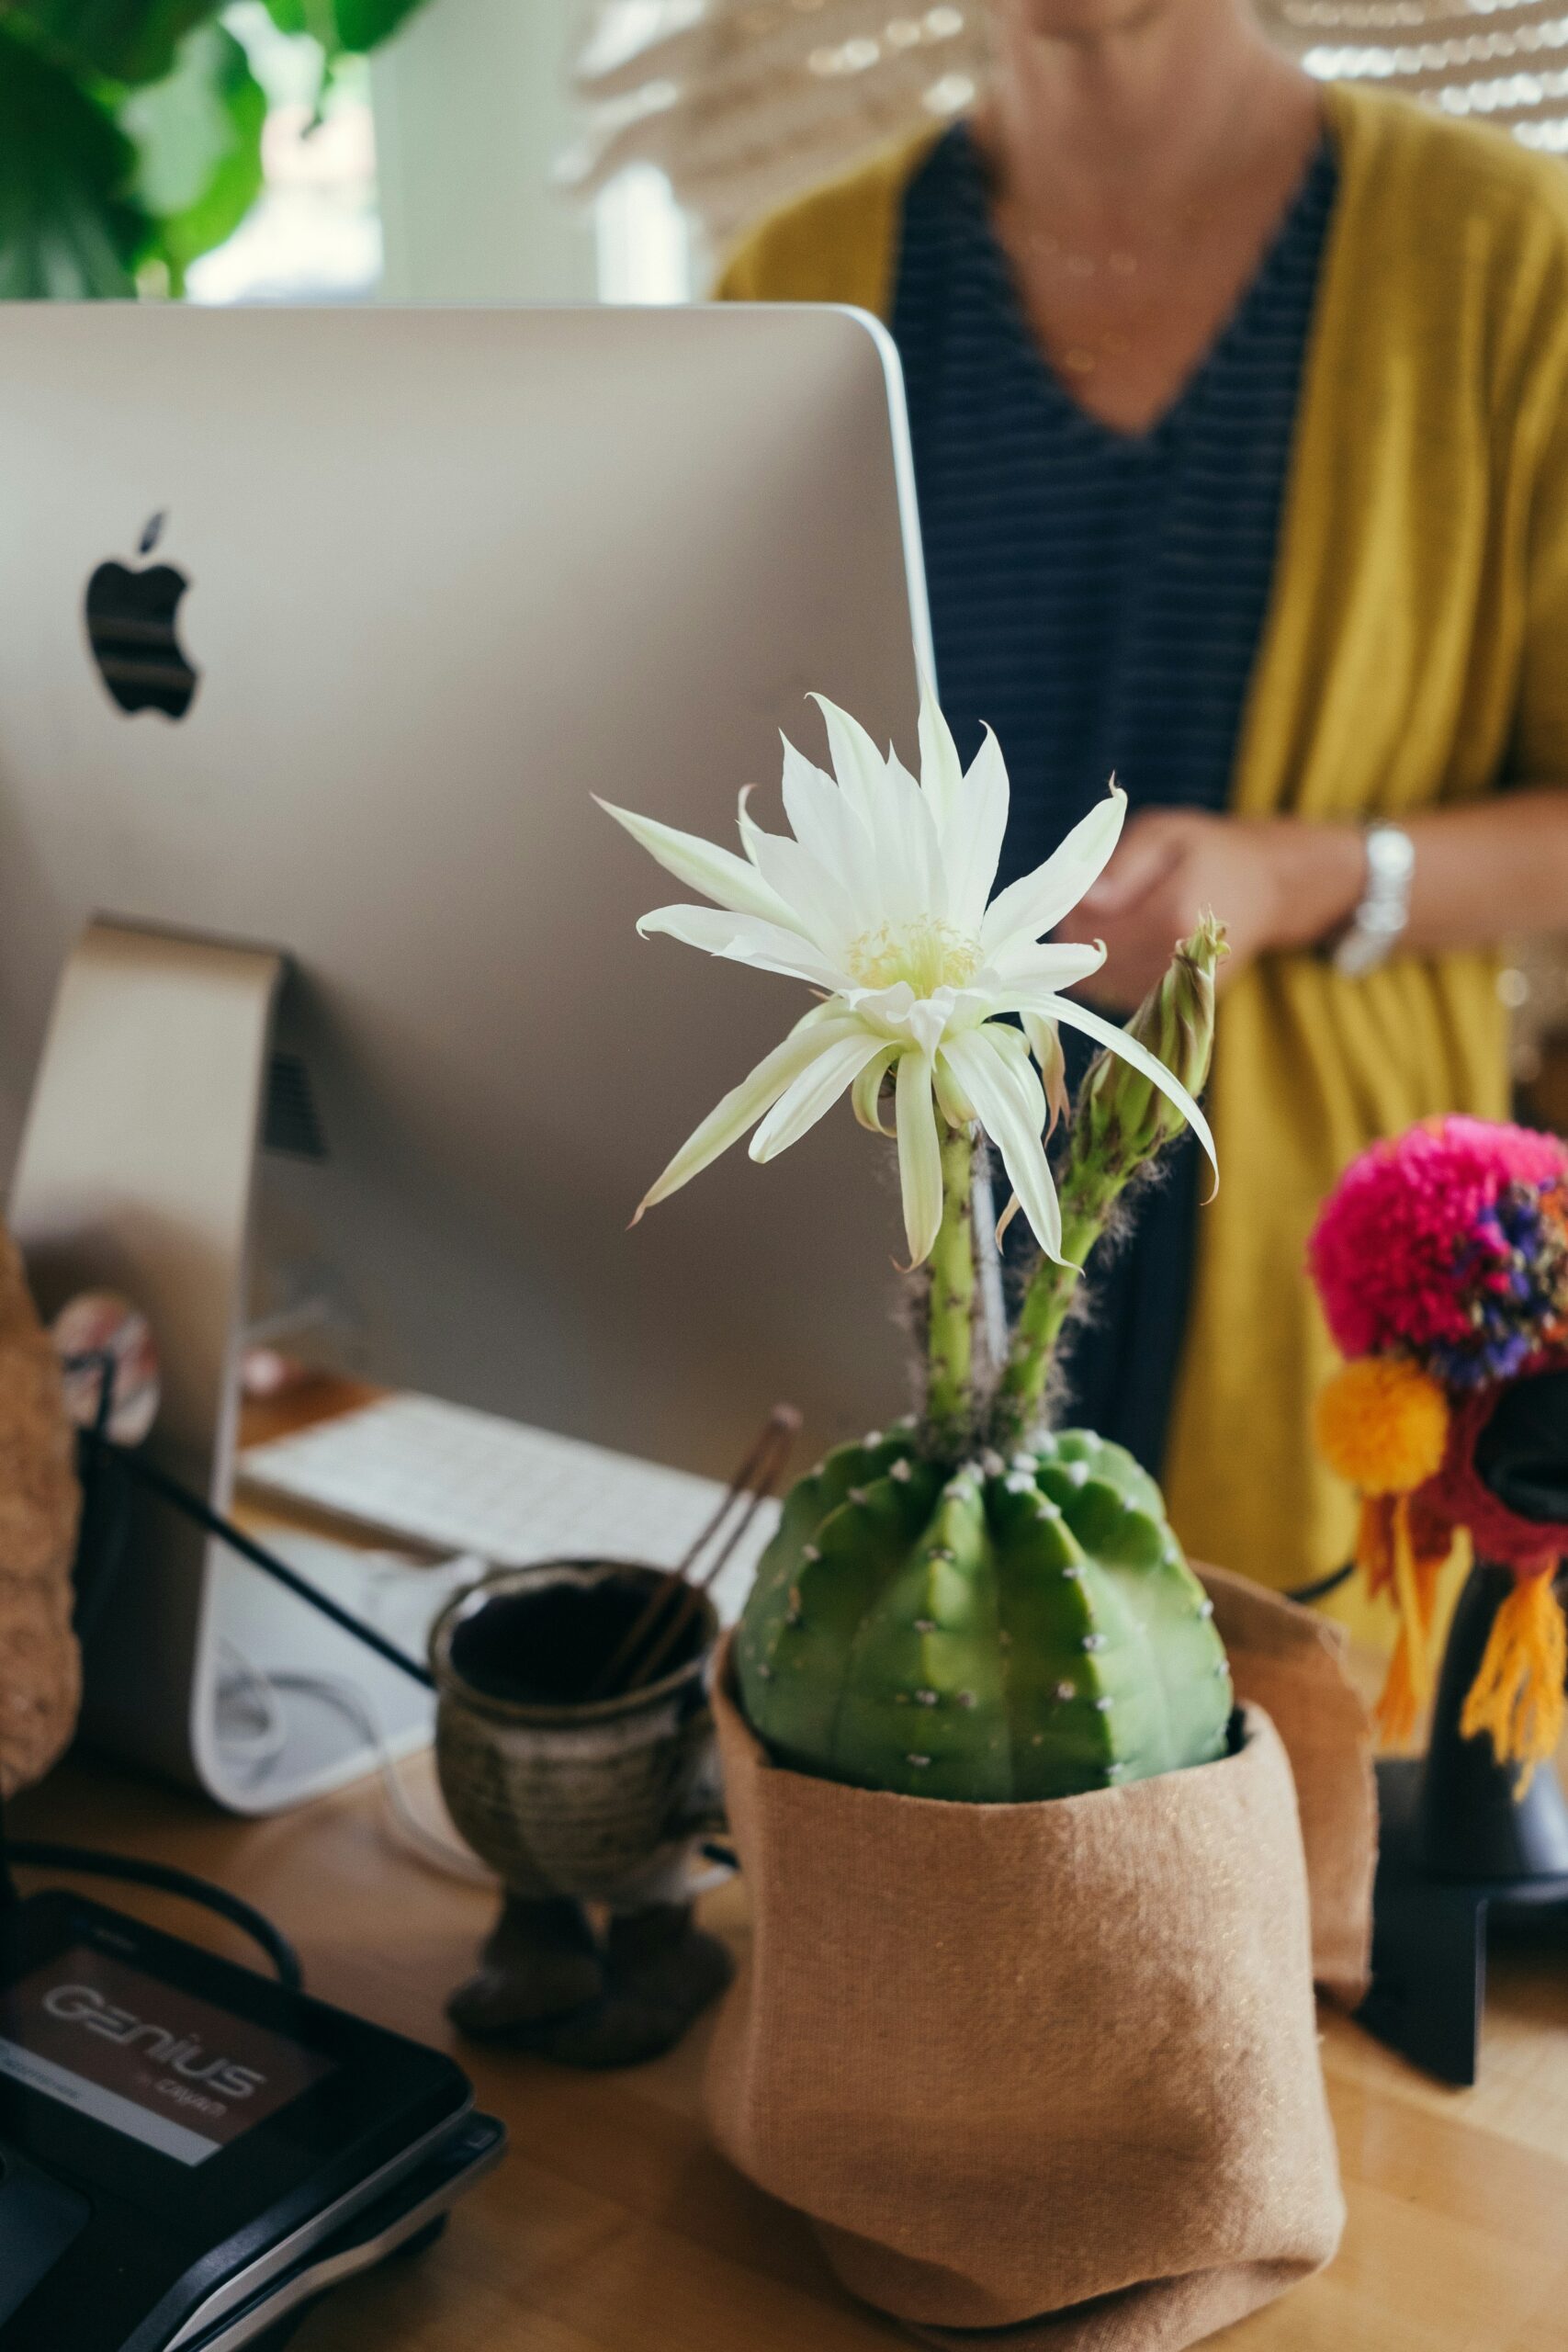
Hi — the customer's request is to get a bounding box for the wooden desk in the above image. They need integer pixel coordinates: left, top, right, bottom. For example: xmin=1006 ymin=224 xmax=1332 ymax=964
xmin=9 ymin=1738 xmax=1568 ymax=2352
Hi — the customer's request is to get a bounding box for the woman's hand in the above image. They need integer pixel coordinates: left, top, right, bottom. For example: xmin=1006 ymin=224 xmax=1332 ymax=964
xmin=1055 ymin=808 xmax=1365 ymax=1011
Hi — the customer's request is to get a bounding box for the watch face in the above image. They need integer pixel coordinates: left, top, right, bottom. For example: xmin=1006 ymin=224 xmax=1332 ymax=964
xmin=0 ymin=1945 xmax=335 ymax=2168
xmin=1364 ymin=825 xmax=1416 ymax=887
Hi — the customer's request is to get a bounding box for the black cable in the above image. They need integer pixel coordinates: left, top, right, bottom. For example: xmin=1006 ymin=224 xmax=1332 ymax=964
xmin=1284 ymin=1561 xmax=1356 ymax=1606
xmin=8 ymin=1416 xmax=434 ymax=2003
xmin=0 ymin=1796 xmax=18 ymax=1910
xmin=12 ymin=1378 xmax=429 ymax=2000
xmin=3 ymin=1839 xmax=304 ymax=1990
xmin=84 ymin=1434 xmax=435 ymax=1692
xmin=63 ymin=1350 xmax=133 ymax=1647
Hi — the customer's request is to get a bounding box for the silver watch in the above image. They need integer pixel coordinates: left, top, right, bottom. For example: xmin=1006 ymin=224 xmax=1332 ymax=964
xmin=1331 ymin=824 xmax=1415 ymax=978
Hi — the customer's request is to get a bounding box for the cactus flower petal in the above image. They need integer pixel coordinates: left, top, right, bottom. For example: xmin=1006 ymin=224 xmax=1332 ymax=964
xmin=932 ymin=1048 xmax=977 ymax=1129
xmin=998 ymin=939 xmax=1109 ymax=992
xmin=634 ymin=1011 xmax=864 ymax=1221
xmin=636 ymin=901 xmax=847 ymax=989
xmin=916 ymin=669 xmax=964 ymax=836
xmin=776 ymin=745 xmax=881 ymax=907
xmin=596 ymin=795 xmax=800 ymax=929
xmin=750 ymin=1034 xmax=888 ymax=1163
xmin=978 ymin=785 xmax=1127 ymax=965
xmin=940 ymin=726 xmax=1010 ymax=932
xmin=896 ymin=1048 xmax=944 ymax=1266
xmin=851 ymin=1045 xmax=900 ymax=1136
xmin=1021 ymin=1013 xmax=1070 ymax=1136
xmin=807 ymin=691 xmax=897 ymax=829
xmin=942 ymin=1029 xmax=1064 ymax=1265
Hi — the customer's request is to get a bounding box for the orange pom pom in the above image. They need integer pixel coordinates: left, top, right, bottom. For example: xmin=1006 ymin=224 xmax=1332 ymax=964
xmin=1314 ymin=1357 xmax=1449 ymax=1497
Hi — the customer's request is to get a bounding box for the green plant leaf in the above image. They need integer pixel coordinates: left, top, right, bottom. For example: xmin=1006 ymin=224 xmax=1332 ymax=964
xmin=8 ymin=0 xmax=220 ymax=86
xmin=260 ymin=0 xmax=339 ymax=47
xmin=330 ymin=0 xmax=424 ymax=53
xmin=0 ymin=25 xmax=150 ymax=295
xmin=119 ymin=20 xmax=265 ymax=283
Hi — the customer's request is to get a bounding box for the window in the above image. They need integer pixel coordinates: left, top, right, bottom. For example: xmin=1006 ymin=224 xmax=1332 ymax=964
xmin=186 ymin=4 xmax=381 ymax=304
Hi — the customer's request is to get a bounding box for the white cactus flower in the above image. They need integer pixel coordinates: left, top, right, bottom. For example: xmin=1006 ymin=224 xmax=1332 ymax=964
xmin=599 ymin=679 xmax=1214 ymax=1268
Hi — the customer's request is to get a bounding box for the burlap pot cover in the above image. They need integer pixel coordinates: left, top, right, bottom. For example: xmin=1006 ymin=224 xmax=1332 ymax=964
xmin=705 ymin=1650 xmax=1344 ymax=2351
xmin=1196 ymin=1564 xmax=1375 ymax=2008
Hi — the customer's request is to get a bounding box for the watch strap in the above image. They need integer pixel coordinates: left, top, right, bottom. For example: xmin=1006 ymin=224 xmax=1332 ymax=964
xmin=1331 ymin=824 xmax=1415 ymax=978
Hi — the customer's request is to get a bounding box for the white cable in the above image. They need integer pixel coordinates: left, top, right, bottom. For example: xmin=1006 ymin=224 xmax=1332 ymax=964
xmin=215 ymin=1633 xmax=491 ymax=1883
xmin=264 ymin=1668 xmax=496 ymax=1887
xmin=216 ymin=1639 xmax=291 ymax=1780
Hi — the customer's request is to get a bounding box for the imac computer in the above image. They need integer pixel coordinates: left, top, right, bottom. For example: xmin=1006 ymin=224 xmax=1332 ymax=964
xmin=0 ymin=301 xmax=934 ymax=1810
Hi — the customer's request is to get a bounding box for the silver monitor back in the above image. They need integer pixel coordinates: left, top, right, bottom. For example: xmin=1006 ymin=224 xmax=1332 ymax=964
xmin=0 ymin=301 xmax=932 ymax=1807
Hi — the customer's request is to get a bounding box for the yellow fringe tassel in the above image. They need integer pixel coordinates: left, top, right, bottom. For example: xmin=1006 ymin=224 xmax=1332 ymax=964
xmin=1374 ymin=1634 xmax=1422 ymax=1748
xmin=1460 ymin=1572 xmax=1568 ymax=1791
xmin=1363 ymin=1494 xmax=1447 ymax=1749
xmin=1358 ymin=1493 xmax=1394 ymax=1600
xmin=1372 ymin=1553 xmax=1448 ymax=1747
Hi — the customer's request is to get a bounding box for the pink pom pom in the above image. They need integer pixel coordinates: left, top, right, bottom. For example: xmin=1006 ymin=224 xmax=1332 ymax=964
xmin=1308 ymin=1116 xmax=1568 ymax=1362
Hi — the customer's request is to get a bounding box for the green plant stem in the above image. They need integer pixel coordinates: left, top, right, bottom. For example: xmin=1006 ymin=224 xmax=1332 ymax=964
xmin=925 ymin=1125 xmax=976 ymax=1460
xmin=989 ymin=1164 xmax=1122 ymax=1451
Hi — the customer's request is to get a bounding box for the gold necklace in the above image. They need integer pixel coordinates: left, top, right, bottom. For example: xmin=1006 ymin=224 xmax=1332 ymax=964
xmin=1023 ymin=207 xmax=1214 ymax=375
xmin=987 ymin=74 xmax=1298 ymax=381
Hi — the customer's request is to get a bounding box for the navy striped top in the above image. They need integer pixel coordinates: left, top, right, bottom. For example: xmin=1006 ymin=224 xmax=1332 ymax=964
xmin=890 ymin=127 xmax=1338 ymax=1473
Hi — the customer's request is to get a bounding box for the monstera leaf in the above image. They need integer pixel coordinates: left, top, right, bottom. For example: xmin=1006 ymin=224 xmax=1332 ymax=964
xmin=329 ymin=0 xmax=423 ymax=51
xmin=0 ymin=0 xmax=438 ymax=300
xmin=0 ymin=27 xmax=150 ymax=296
xmin=8 ymin=0 xmax=216 ymax=84
xmin=119 ymin=20 xmax=265 ymax=288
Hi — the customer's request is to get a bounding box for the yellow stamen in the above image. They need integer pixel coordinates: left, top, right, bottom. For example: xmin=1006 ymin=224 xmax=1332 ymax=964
xmin=845 ymin=916 xmax=981 ymax=995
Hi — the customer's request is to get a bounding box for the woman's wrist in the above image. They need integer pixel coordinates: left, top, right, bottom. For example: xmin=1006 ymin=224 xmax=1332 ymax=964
xmin=1256 ymin=819 xmax=1367 ymax=955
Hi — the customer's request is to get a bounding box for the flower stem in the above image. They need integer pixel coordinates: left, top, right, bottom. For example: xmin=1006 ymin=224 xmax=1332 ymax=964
xmin=925 ymin=1124 xmax=976 ymax=1460
xmin=989 ymin=1163 xmax=1118 ymax=1452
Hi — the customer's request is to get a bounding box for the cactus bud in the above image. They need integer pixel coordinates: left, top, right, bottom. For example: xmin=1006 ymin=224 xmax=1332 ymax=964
xmin=989 ymin=917 xmax=1227 ymax=1450
xmin=1073 ymin=914 xmax=1227 ymax=1188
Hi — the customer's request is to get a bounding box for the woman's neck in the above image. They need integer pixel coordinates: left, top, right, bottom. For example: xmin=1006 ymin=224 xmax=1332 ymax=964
xmin=976 ymin=0 xmax=1317 ymax=227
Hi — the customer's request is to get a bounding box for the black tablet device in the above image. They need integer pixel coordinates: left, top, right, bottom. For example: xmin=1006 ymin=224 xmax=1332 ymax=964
xmin=0 ymin=1891 xmax=482 ymax=2352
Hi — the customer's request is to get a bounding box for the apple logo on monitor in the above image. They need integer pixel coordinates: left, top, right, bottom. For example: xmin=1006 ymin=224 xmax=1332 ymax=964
xmin=85 ymin=513 xmax=200 ymax=719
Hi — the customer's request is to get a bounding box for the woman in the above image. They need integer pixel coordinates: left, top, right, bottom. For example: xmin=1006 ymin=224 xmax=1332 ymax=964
xmin=717 ymin=0 xmax=1568 ymax=1608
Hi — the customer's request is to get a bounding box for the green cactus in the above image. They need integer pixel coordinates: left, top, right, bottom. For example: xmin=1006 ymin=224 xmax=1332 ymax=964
xmin=736 ymin=1423 xmax=1231 ymax=1802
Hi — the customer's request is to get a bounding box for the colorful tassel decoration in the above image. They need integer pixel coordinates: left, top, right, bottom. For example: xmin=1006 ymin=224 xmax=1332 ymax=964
xmin=1314 ymin=1357 xmax=1451 ymax=1741
xmin=1459 ymin=1562 xmax=1568 ymax=1789
xmin=1309 ymin=1121 xmax=1568 ymax=1782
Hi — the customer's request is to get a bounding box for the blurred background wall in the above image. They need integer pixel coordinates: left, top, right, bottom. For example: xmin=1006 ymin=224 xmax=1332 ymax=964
xmin=372 ymin=0 xmax=596 ymax=300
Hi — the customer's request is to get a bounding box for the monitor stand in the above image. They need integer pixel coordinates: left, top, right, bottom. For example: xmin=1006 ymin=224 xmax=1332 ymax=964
xmin=7 ymin=921 xmax=434 ymax=1814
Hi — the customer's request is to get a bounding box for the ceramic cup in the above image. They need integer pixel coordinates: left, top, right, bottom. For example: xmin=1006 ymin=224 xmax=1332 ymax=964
xmin=430 ymin=1559 xmax=726 ymax=1913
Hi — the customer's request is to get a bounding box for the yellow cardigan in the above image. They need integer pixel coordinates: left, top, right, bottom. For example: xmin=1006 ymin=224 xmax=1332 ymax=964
xmin=716 ymin=85 xmax=1568 ymax=1622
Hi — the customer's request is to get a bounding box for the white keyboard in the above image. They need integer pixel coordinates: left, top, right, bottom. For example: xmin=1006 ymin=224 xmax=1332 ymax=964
xmin=237 ymin=1392 xmax=780 ymax=1627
